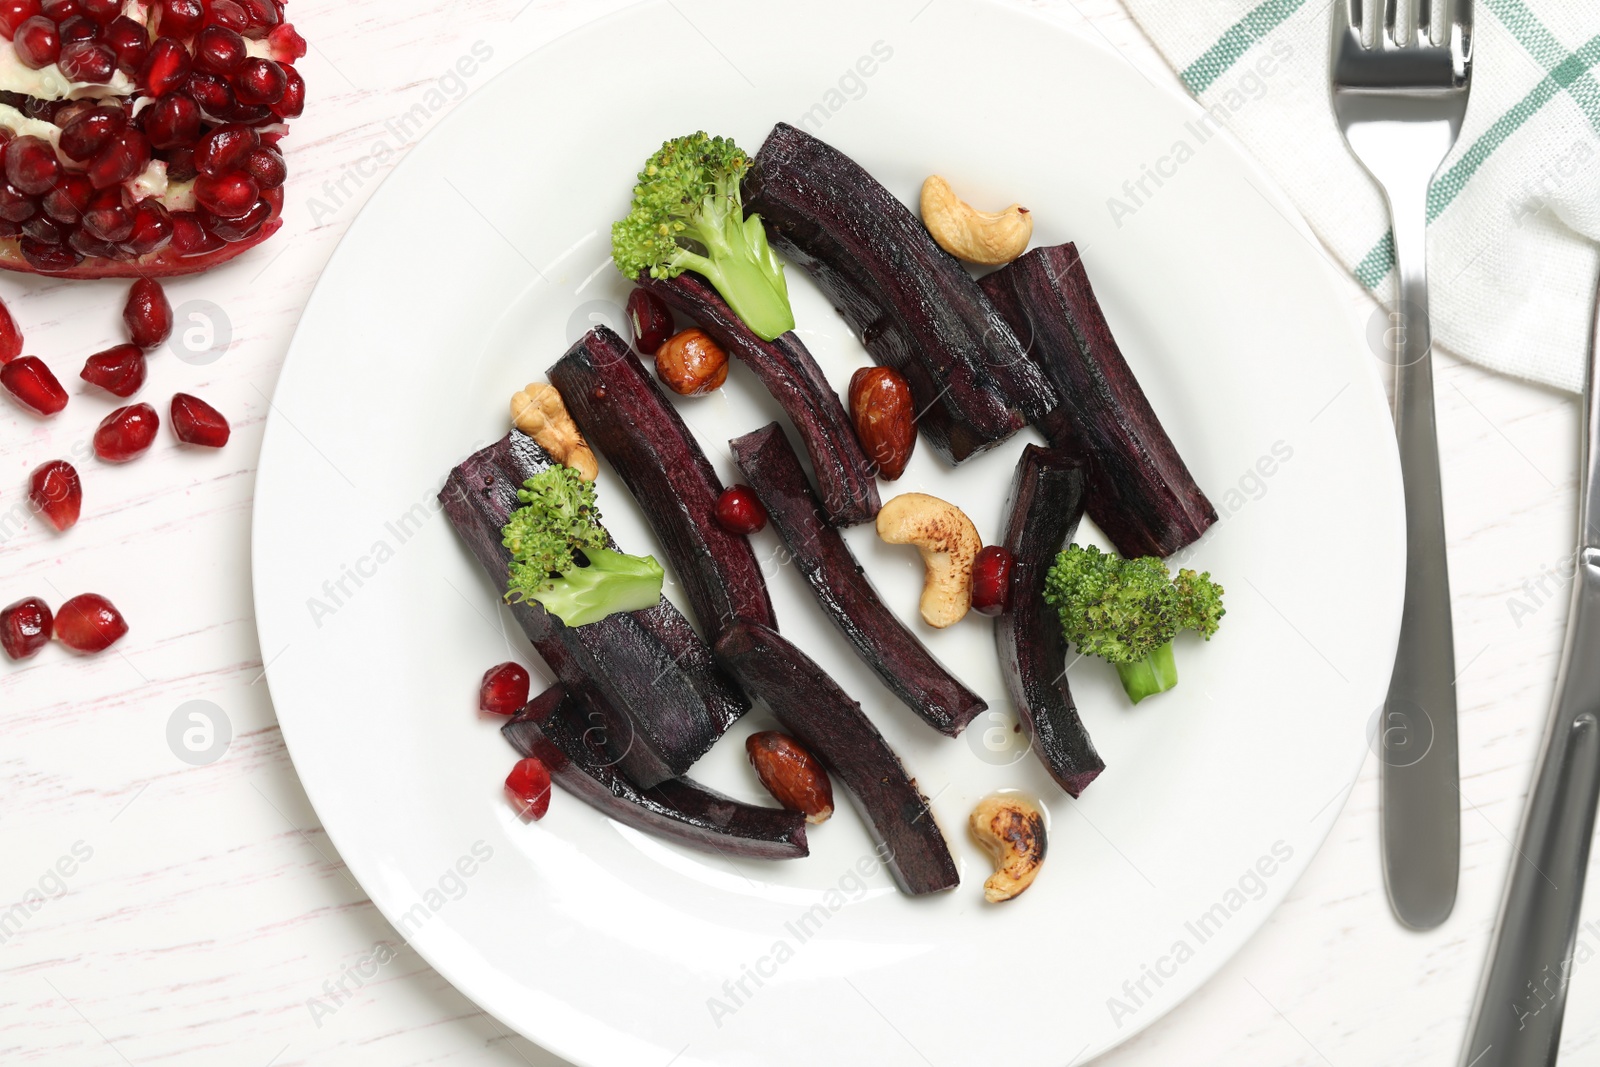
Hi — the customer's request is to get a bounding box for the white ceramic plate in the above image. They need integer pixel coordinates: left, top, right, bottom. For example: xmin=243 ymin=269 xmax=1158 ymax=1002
xmin=253 ymin=2 xmax=1405 ymax=1064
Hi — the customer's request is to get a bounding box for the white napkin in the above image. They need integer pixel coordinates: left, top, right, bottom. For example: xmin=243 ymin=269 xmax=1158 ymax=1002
xmin=1119 ymin=0 xmax=1600 ymax=392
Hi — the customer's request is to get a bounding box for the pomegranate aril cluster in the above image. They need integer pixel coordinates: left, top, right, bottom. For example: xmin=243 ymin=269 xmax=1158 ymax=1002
xmin=0 ymin=0 xmax=304 ymax=274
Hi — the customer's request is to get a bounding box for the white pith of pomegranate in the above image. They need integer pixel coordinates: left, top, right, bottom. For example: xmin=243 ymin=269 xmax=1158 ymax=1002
xmin=0 ymin=0 xmax=303 ymax=277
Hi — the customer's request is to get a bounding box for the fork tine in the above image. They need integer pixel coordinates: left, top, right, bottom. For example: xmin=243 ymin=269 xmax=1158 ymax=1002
xmin=1358 ymin=0 xmax=1380 ymax=46
xmin=1339 ymin=0 xmax=1361 ymax=34
xmin=1450 ymin=0 xmax=1474 ymax=68
xmin=1383 ymin=0 xmax=1402 ymax=46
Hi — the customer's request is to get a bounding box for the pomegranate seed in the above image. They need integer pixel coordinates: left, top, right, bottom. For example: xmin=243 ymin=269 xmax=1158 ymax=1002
xmin=970 ymin=545 xmax=1016 ymax=617
xmin=158 ymin=0 xmax=202 ymax=36
xmin=479 ymin=662 xmax=531 ymax=715
xmin=86 ymin=128 xmax=149 ymax=189
xmin=194 ymin=122 xmax=256 ymax=175
xmin=218 ymin=99 xmax=270 ymax=125
xmin=1 ymin=597 xmax=52 ymax=660
xmin=55 ymin=593 xmax=126 ymax=653
xmin=205 ymin=0 xmax=247 ymax=31
xmin=67 ymin=226 xmax=117 ymax=259
xmin=18 ymin=238 xmax=81 ymax=272
xmin=79 ymin=343 xmax=145 ymax=396
xmin=238 ymin=0 xmax=276 ymax=35
xmin=58 ymin=39 xmax=115 ymax=82
xmin=103 ymin=15 xmax=146 ymax=70
xmin=81 ymin=187 xmax=132 ymax=242
xmin=81 ymin=0 xmax=117 ymax=20
xmin=0 ymin=295 xmax=20 ymax=362
xmin=39 ymin=0 xmax=77 ymax=17
xmin=169 ymin=392 xmax=229 ymax=447
xmin=17 ymin=211 xmax=56 ymax=241
xmin=627 ymin=289 xmax=673 ymax=356
xmin=266 ymin=23 xmax=304 ymax=60
xmin=272 ymin=64 xmax=304 ymax=118
xmin=0 ymin=181 xmax=33 ymax=222
xmin=715 ymin=485 xmax=768 ymax=536
xmin=4 ymin=135 xmax=58 ymax=195
xmin=93 ymin=401 xmax=158 ymax=461
xmin=11 ymin=14 xmax=57 ymax=67
xmin=0 ymin=218 xmax=18 ymax=238
xmin=0 ymin=0 xmax=41 ymax=38
xmin=139 ymin=36 xmax=190 ymax=96
xmin=51 ymin=99 xmax=93 ymax=127
xmin=505 ymin=757 xmax=552 ymax=820
xmin=117 ymin=278 xmax=171 ymax=348
xmin=186 ymin=70 xmax=234 ymax=114
xmin=122 ymin=199 xmax=174 ymax=255
xmin=241 ymin=145 xmax=284 ymax=189
xmin=143 ymin=92 xmax=200 ymax=148
xmin=232 ymin=57 xmax=284 ymax=104
xmin=194 ymin=169 xmax=257 ymax=218
xmin=170 ymin=211 xmax=222 ymax=255
xmin=57 ymin=14 xmax=98 ymax=43
xmin=21 ymin=214 xmax=63 ymax=244
xmin=164 ymin=144 xmax=197 ymax=181
xmin=193 ymin=23 xmax=244 ymax=73
xmin=42 ymin=172 xmax=94 ymax=223
xmin=1 ymin=356 xmax=67 ymax=415
xmin=205 ymin=197 xmax=270 ymax=241
xmin=28 ymin=459 xmax=81 ymax=531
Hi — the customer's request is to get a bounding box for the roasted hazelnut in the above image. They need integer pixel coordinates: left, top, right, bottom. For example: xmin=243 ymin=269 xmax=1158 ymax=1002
xmin=654 ymin=328 xmax=728 ymax=396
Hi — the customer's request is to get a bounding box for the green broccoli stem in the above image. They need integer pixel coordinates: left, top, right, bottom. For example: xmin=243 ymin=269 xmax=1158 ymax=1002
xmin=701 ymin=251 xmax=794 ymax=341
xmin=528 ymin=548 xmax=665 ymax=628
xmin=678 ymin=208 xmax=794 ymax=342
xmin=1113 ymin=643 xmax=1179 ymax=704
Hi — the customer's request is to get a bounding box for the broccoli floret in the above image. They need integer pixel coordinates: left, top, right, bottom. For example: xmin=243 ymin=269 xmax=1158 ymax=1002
xmin=1042 ymin=544 xmax=1226 ymax=704
xmin=611 ymin=132 xmax=795 ymax=341
xmin=502 ymin=466 xmax=664 ymax=627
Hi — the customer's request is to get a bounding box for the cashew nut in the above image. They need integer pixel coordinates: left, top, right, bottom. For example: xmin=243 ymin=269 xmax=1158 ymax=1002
xmin=970 ymin=793 xmax=1047 ymax=903
xmin=510 ymin=382 xmax=598 ymax=481
xmin=875 ymin=492 xmax=981 ymax=628
xmin=919 ymin=175 xmax=1033 ymax=266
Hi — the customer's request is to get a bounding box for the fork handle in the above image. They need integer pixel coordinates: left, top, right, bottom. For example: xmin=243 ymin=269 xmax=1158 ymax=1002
xmin=1379 ymin=184 xmax=1461 ymax=930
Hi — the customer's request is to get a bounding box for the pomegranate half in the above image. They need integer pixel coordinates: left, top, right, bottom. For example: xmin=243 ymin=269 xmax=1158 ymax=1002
xmin=0 ymin=0 xmax=303 ymax=278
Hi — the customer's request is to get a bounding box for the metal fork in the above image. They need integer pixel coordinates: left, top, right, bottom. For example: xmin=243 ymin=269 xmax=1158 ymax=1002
xmin=1331 ymin=0 xmax=1473 ymax=930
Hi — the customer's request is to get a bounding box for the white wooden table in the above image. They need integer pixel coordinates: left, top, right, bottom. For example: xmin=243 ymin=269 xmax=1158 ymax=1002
xmin=2 ymin=1 xmax=1594 ymax=1064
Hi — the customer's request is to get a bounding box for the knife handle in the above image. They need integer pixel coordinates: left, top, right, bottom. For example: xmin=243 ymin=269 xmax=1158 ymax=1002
xmin=1460 ymin=562 xmax=1600 ymax=1067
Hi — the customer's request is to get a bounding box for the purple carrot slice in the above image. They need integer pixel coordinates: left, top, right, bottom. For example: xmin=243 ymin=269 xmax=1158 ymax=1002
xmin=715 ymin=620 xmax=959 ymax=896
xmin=643 ymin=273 xmax=879 ymax=527
xmin=442 ymin=431 xmax=747 ymax=787
xmin=995 ymin=444 xmax=1105 ymax=797
xmin=505 ymin=685 xmax=809 ymax=861
xmin=730 ymin=422 xmax=986 ymax=737
xmin=980 ymin=244 xmax=1217 ymax=558
xmin=498 ymin=431 xmax=748 ymax=738
xmin=741 ymin=122 xmax=1056 ymax=464
xmin=550 ymin=326 xmax=776 ymax=641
